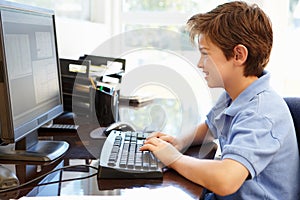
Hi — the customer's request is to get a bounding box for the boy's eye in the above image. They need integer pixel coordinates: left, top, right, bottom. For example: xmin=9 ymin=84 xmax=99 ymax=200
xmin=200 ymin=52 xmax=208 ymax=57
xmin=199 ymin=49 xmax=208 ymax=55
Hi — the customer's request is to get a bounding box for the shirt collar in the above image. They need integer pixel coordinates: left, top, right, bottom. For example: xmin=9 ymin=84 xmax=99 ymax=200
xmin=224 ymin=70 xmax=271 ymax=116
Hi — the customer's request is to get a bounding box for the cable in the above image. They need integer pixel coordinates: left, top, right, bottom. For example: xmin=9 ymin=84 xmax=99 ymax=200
xmin=0 ymin=164 xmax=98 ymax=193
xmin=36 ymin=171 xmax=98 ymax=187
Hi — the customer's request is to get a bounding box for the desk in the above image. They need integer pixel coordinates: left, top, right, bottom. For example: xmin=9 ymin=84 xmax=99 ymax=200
xmin=0 ymin=96 xmax=216 ymax=199
xmin=0 ymin=124 xmax=215 ymax=199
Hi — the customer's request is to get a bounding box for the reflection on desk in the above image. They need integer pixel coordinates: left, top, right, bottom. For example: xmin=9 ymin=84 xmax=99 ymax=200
xmin=0 ymin=143 xmax=214 ymax=199
xmin=0 ymin=104 xmax=217 ymax=199
xmin=20 ymin=185 xmax=194 ymax=200
xmin=60 ymin=159 xmax=202 ymax=199
xmin=0 ymin=158 xmax=64 ymax=200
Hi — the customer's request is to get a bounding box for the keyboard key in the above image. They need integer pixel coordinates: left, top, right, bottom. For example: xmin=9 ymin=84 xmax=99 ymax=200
xmin=142 ymin=151 xmax=150 ymax=169
xmin=149 ymin=153 xmax=158 ymax=169
xmin=135 ymin=152 xmax=143 ymax=168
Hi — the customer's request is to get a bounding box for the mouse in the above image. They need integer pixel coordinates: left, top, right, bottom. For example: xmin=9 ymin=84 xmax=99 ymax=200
xmin=103 ymin=122 xmax=135 ymax=136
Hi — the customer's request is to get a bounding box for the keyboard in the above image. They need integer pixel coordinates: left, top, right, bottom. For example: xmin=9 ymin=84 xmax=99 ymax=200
xmin=98 ymin=130 xmax=163 ymax=179
xmin=39 ymin=123 xmax=79 ymax=132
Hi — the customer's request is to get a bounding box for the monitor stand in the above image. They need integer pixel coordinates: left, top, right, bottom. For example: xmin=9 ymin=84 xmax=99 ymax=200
xmin=0 ymin=130 xmax=69 ymax=162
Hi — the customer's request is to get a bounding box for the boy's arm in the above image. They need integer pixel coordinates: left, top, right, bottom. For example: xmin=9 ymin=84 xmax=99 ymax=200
xmin=147 ymin=122 xmax=214 ymax=152
xmin=170 ymin=156 xmax=249 ymax=196
xmin=178 ymin=123 xmax=249 ymax=196
xmin=190 ymin=122 xmax=215 ymax=146
xmin=141 ymin=135 xmax=249 ymax=197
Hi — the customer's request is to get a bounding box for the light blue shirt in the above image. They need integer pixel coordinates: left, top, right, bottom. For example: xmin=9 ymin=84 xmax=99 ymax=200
xmin=205 ymin=71 xmax=300 ymax=200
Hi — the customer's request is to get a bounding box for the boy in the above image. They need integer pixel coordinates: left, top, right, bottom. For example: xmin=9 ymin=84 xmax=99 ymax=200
xmin=140 ymin=1 xmax=300 ymax=199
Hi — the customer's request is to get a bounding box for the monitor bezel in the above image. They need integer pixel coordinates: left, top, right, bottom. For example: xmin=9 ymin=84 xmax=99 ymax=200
xmin=0 ymin=1 xmax=64 ymax=144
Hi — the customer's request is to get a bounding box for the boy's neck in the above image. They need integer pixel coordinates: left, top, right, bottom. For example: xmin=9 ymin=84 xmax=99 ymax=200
xmin=226 ymin=75 xmax=258 ymax=101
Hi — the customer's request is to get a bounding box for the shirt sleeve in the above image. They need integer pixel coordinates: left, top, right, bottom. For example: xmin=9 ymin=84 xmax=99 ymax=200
xmin=221 ymin=111 xmax=281 ymax=179
xmin=205 ymin=112 xmax=218 ymax=139
xmin=205 ymin=92 xmax=229 ymax=139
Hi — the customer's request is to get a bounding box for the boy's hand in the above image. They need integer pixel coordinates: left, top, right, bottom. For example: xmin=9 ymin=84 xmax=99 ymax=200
xmin=140 ymin=136 xmax=183 ymax=166
xmin=147 ymin=132 xmax=184 ymax=151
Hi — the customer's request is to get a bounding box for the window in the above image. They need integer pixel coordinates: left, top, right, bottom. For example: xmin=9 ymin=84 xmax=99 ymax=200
xmin=120 ymin=0 xmax=227 ymax=38
xmin=115 ymin=0 xmax=300 ymax=98
xmin=105 ymin=0 xmax=229 ymax=104
xmin=287 ymin=0 xmax=300 ymax=96
xmin=9 ymin=0 xmax=91 ymax=21
xmin=7 ymin=1 xmax=300 ymax=97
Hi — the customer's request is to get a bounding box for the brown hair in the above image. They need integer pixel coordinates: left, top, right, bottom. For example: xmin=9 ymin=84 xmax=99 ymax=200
xmin=186 ymin=1 xmax=273 ymax=77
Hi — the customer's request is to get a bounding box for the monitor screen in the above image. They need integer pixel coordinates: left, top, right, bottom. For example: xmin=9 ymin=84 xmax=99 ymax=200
xmin=0 ymin=1 xmax=68 ymax=162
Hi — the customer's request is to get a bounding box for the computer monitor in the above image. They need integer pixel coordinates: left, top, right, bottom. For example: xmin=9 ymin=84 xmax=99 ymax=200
xmin=0 ymin=1 xmax=68 ymax=162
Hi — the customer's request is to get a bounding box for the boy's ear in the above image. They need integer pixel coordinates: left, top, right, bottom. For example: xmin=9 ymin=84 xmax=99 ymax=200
xmin=233 ymin=44 xmax=248 ymax=65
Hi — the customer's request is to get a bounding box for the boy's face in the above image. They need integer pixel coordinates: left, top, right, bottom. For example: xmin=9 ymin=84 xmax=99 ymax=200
xmin=197 ymin=34 xmax=232 ymax=88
